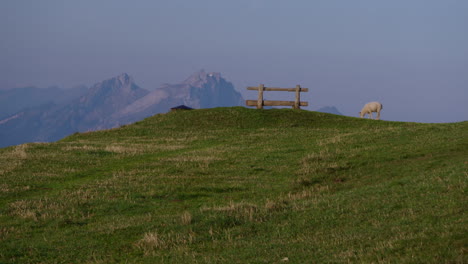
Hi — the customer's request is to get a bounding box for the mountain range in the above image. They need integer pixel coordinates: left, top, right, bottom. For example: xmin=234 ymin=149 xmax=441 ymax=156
xmin=0 ymin=70 xmax=244 ymax=148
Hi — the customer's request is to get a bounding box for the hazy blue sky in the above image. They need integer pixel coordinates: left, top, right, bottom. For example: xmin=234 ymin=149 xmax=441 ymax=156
xmin=1 ymin=0 xmax=467 ymax=122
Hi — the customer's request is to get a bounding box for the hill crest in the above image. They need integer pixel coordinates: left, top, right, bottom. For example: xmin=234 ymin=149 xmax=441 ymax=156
xmin=1 ymin=106 xmax=466 ymax=263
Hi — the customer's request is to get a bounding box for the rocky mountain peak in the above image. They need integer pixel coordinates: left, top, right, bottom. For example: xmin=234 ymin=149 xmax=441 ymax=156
xmin=85 ymin=73 xmax=143 ymax=98
xmin=116 ymin=73 xmax=132 ymax=86
xmin=183 ymin=70 xmax=222 ymax=87
xmin=101 ymin=73 xmax=133 ymax=90
xmin=79 ymin=73 xmax=149 ymax=117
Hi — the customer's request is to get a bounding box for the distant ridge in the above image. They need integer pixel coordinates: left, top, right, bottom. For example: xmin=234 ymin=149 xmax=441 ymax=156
xmin=0 ymin=85 xmax=87 ymax=119
xmin=316 ymin=106 xmax=343 ymax=115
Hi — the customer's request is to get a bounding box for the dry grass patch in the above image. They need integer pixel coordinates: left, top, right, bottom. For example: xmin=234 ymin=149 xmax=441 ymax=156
xmin=104 ymin=144 xmax=144 ymax=155
xmin=264 ymin=198 xmax=290 ymax=212
xmin=31 ymin=172 xmax=62 ymax=179
xmin=62 ymin=142 xmax=186 ymax=155
xmin=65 ymin=187 xmax=100 ymax=202
xmin=0 ymin=227 xmax=17 ymax=242
xmin=0 ymin=159 xmax=22 ymax=176
xmin=287 ymin=189 xmax=316 ymax=201
xmin=201 ymin=201 xmax=260 ymax=222
xmin=297 ymin=147 xmax=353 ymax=180
xmin=12 ymin=144 xmax=28 ymax=159
xmin=162 ymin=155 xmax=222 ymax=163
xmin=0 ymin=184 xmax=31 ymax=193
xmin=181 ymin=211 xmax=193 ymax=225
xmin=8 ymin=186 xmax=103 ymax=222
xmin=161 ymin=154 xmax=222 ymax=171
xmin=0 ymin=144 xmax=29 ymax=175
xmin=8 ymin=198 xmax=64 ymax=221
xmin=317 ymin=132 xmax=355 ymax=146
xmin=101 ymin=169 xmax=156 ymax=188
xmin=159 ymin=148 xmax=228 ymax=172
xmin=135 ymin=231 xmax=196 ymax=255
xmin=62 ymin=144 xmax=99 ymax=152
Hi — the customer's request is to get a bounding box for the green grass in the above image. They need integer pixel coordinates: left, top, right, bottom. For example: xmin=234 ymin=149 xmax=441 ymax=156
xmin=0 ymin=107 xmax=466 ymax=263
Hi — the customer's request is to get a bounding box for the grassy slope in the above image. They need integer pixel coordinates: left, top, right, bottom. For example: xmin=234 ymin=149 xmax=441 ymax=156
xmin=0 ymin=107 xmax=466 ymax=263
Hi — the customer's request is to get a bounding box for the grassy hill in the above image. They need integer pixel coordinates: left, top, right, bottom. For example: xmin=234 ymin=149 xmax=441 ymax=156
xmin=0 ymin=107 xmax=466 ymax=263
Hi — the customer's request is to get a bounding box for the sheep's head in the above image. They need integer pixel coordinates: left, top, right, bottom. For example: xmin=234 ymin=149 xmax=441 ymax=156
xmin=359 ymin=112 xmax=363 ymax=118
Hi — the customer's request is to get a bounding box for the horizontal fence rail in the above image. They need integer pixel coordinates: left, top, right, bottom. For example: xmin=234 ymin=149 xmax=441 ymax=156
xmin=247 ymin=87 xmax=309 ymax=92
xmin=246 ymin=84 xmax=308 ymax=109
xmin=246 ymin=100 xmax=308 ymax=107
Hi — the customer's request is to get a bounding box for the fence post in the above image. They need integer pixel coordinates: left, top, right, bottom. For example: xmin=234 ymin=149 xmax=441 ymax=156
xmin=294 ymin=85 xmax=301 ymax=109
xmin=257 ymin=84 xmax=264 ymax=109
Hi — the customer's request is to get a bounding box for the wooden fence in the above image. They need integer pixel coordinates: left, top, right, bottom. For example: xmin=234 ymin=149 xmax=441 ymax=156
xmin=245 ymin=84 xmax=308 ymax=109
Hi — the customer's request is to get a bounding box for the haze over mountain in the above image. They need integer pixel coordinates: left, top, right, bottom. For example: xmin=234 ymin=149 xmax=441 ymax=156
xmin=0 ymin=85 xmax=87 ymax=119
xmin=0 ymin=71 xmax=244 ymax=148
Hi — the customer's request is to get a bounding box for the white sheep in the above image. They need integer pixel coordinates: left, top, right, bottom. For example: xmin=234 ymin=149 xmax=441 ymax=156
xmin=359 ymin=102 xmax=383 ymax=120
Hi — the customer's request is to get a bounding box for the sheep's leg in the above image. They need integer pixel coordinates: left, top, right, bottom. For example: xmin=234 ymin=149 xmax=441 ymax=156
xmin=376 ymin=111 xmax=381 ymax=120
xmin=369 ymin=112 xmax=373 ymax=119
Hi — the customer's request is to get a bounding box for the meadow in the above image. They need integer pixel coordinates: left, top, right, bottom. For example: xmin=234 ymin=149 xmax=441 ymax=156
xmin=0 ymin=107 xmax=466 ymax=263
